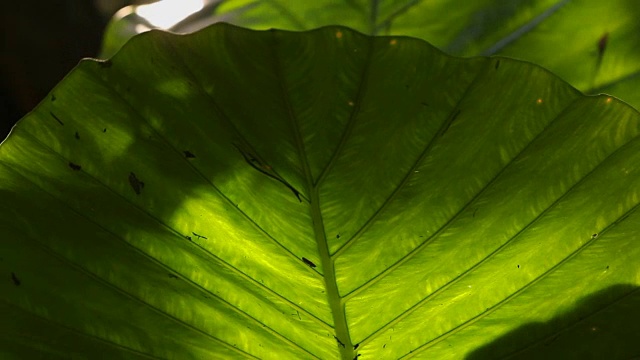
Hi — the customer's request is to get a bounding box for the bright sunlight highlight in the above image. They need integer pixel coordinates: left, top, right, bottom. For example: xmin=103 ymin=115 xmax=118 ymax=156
xmin=136 ymin=0 xmax=205 ymax=29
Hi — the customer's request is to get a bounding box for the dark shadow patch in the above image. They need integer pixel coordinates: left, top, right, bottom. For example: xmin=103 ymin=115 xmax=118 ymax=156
xmin=466 ymin=284 xmax=640 ymax=359
xmin=74 ymin=131 xmax=80 ymax=140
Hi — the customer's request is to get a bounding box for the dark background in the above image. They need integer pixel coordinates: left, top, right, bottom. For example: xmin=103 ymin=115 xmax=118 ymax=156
xmin=1 ymin=0 xmax=138 ymax=141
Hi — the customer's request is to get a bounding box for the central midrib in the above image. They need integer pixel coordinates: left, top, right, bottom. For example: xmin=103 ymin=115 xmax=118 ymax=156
xmin=268 ymin=30 xmax=355 ymax=359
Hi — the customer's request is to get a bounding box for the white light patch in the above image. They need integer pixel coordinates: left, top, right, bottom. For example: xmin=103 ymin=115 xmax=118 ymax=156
xmin=136 ymin=0 xmax=204 ymax=29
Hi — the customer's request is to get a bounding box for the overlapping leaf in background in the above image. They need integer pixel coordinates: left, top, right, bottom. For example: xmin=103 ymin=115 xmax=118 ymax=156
xmin=193 ymin=0 xmax=640 ymax=109
xmin=103 ymin=1 xmax=640 ymax=108
xmin=2 ymin=3 xmax=640 ymax=360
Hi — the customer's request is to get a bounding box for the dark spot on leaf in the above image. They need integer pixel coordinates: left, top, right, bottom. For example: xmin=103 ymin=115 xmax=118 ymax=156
xmin=383 ymin=344 xmax=386 ymax=348
xmin=75 ymin=131 xmax=80 ymax=140
xmin=192 ymin=232 xmax=208 ymax=240
xmin=184 ymin=150 xmax=196 ymax=158
xmin=495 ymin=59 xmax=501 ymax=69
xmin=99 ymin=59 xmax=112 ymax=68
xmin=233 ymin=142 xmax=302 ymax=202
xmin=186 ymin=236 xmax=192 ymax=241
xmin=51 ymin=94 xmax=56 ymax=102
xmin=592 ymin=233 xmax=598 ymax=239
xmin=168 ymin=273 xmax=178 ymax=279
xmin=353 ymin=354 xmax=360 ymax=360
xmin=517 ymin=264 xmax=520 ymax=269
xmin=336 ymin=234 xmax=340 ymax=239
xmin=354 ymin=343 xmax=359 ymax=350
xmin=11 ymin=272 xmax=20 ymax=286
xmin=606 ymin=265 xmax=609 ymax=270
xmin=102 ymin=128 xmax=107 ymax=133
xmin=68 ymin=162 xmax=81 ymax=171
xmin=302 ymin=257 xmax=316 ymax=268
xmin=597 ymin=32 xmax=609 ymax=57
xmin=50 ymin=112 xmax=64 ymax=126
xmin=128 ymin=172 xmax=144 ymax=195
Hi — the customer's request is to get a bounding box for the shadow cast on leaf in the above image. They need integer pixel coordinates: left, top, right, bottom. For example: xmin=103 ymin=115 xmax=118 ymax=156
xmin=466 ymin=284 xmax=640 ymax=360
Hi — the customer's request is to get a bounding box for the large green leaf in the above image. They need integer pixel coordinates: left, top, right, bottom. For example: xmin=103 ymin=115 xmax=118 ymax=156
xmin=2 ymin=24 xmax=640 ymax=359
xmin=209 ymin=0 xmax=640 ymax=110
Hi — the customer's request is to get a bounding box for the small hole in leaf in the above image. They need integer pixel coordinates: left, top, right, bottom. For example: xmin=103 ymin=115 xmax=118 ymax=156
xmin=68 ymin=162 xmax=81 ymax=171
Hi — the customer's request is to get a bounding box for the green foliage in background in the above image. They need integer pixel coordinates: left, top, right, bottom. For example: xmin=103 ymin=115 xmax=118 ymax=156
xmin=3 ymin=2 xmax=640 ymax=360
xmin=103 ymin=0 xmax=640 ymax=110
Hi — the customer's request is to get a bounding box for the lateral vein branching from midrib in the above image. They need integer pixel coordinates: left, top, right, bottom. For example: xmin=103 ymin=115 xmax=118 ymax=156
xmin=268 ymin=31 xmax=354 ymax=359
xmin=355 ymin=97 xmax=640 ymax=344
xmin=333 ymin=65 xmax=487 ymax=260
xmin=382 ymin=141 xmax=640 ymax=357
xmin=95 ymin=52 xmax=316 ymax=282
xmin=1 ymin=169 xmax=262 ymax=359
xmin=357 ymin=127 xmax=629 ymax=345
xmin=2 ymin=300 xmax=165 ymax=360
xmin=341 ymin=94 xmax=580 ymax=301
xmin=39 ymin=63 xmax=330 ymax=353
xmin=314 ymin=37 xmax=375 ymax=187
xmin=1 ymin=158 xmax=321 ymax=357
xmin=166 ymin=36 xmax=310 ymax=203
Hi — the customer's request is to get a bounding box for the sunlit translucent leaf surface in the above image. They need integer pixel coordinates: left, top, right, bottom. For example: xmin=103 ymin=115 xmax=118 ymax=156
xmin=212 ymin=0 xmax=640 ymax=110
xmin=2 ymin=24 xmax=640 ymax=359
